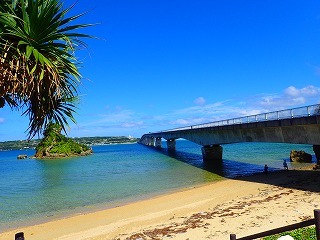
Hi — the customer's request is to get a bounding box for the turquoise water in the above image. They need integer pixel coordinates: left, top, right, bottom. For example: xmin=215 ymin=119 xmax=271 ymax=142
xmin=0 ymin=141 xmax=316 ymax=230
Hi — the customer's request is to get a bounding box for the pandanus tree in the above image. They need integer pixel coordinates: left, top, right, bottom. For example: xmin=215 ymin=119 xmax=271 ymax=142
xmin=0 ymin=0 xmax=92 ymax=138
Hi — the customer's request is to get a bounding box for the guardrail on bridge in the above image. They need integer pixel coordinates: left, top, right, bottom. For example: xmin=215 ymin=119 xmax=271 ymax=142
xmin=156 ymin=104 xmax=320 ymax=133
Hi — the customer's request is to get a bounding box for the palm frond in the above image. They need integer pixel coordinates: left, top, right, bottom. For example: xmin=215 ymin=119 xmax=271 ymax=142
xmin=0 ymin=0 xmax=93 ymax=138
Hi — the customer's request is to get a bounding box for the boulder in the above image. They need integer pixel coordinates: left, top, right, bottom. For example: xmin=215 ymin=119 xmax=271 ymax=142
xmin=17 ymin=154 xmax=27 ymax=159
xmin=290 ymin=150 xmax=312 ymax=163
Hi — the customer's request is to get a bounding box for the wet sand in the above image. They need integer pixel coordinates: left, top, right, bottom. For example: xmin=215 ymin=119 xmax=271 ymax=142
xmin=1 ymin=168 xmax=319 ymax=240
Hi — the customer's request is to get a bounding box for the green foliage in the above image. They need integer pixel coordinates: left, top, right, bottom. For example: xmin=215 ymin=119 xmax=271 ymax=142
xmin=0 ymin=0 xmax=93 ymax=138
xmin=36 ymin=122 xmax=91 ymax=158
xmin=43 ymin=123 xmax=63 ymax=137
xmin=263 ymin=226 xmax=316 ymax=240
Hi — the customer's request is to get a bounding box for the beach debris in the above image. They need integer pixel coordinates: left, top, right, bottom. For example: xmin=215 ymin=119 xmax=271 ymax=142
xmin=117 ymin=171 xmax=320 ymax=240
xmin=290 ymin=150 xmax=312 ymax=162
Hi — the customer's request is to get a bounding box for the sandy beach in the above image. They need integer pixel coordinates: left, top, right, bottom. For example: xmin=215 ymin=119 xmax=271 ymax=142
xmin=1 ymin=168 xmax=319 ymax=240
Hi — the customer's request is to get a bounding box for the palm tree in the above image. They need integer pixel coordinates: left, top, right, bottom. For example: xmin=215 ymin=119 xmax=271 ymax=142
xmin=0 ymin=0 xmax=92 ymax=138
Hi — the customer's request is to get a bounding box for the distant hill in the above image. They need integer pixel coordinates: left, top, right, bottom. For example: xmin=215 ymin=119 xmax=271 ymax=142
xmin=0 ymin=136 xmax=139 ymax=151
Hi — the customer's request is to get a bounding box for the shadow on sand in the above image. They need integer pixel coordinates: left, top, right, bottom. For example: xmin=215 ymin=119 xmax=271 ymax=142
xmin=238 ymin=169 xmax=320 ymax=193
xmin=149 ymin=146 xmax=320 ymax=194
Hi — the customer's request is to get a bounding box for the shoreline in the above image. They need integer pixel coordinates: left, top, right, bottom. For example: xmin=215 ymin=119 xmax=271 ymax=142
xmin=1 ymin=167 xmax=319 ymax=240
xmin=0 ymin=166 xmax=281 ymax=233
xmin=1 ymin=175 xmax=227 ymax=233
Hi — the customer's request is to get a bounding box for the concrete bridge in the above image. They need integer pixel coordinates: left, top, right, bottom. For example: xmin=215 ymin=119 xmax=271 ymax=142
xmin=139 ymin=104 xmax=320 ymax=162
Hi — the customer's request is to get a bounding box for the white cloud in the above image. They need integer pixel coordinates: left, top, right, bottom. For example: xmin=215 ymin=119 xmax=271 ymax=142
xmin=70 ymin=106 xmax=146 ymax=136
xmin=174 ymin=119 xmax=189 ymax=125
xmin=237 ymin=109 xmax=262 ymax=116
xmin=154 ymin=85 xmax=320 ymax=130
xmin=121 ymin=121 xmax=144 ymax=128
xmin=194 ymin=97 xmax=206 ymax=106
xmin=0 ymin=118 xmax=4 ymax=124
xmin=171 ymin=117 xmax=209 ymax=126
xmin=284 ymin=85 xmax=319 ymax=97
xmin=70 ymin=85 xmax=320 ymax=136
xmin=300 ymin=85 xmax=319 ymax=96
xmin=258 ymin=85 xmax=320 ymax=110
xmin=82 ymin=108 xmax=136 ymax=126
xmin=284 ymin=86 xmax=300 ymax=97
xmin=174 ymin=101 xmax=226 ymax=116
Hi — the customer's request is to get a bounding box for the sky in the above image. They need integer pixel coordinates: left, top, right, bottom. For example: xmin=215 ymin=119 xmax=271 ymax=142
xmin=1 ymin=0 xmax=320 ymax=141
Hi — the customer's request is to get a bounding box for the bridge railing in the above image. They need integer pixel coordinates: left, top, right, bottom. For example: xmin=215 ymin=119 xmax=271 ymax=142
xmin=158 ymin=104 xmax=320 ymax=133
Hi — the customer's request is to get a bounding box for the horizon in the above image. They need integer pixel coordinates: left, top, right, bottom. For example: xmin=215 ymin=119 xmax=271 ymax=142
xmin=1 ymin=0 xmax=320 ymax=141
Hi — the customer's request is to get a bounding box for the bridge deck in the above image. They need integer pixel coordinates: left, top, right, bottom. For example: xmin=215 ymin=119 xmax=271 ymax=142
xmin=139 ymin=105 xmax=320 ymax=161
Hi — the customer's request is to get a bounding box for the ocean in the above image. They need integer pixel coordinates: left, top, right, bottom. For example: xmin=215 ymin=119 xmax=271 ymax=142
xmin=0 ymin=140 xmax=316 ymax=231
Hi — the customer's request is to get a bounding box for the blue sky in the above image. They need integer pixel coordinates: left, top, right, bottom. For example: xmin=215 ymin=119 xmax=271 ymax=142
xmin=1 ymin=0 xmax=320 ymax=141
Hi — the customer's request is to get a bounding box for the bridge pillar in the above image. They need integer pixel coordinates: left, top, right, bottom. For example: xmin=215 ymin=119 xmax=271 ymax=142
xmin=201 ymin=145 xmax=223 ymax=161
xmin=166 ymin=139 xmax=176 ymax=151
xmin=141 ymin=137 xmax=148 ymax=146
xmin=313 ymin=145 xmax=320 ymax=165
xmin=155 ymin=137 xmax=162 ymax=148
xmin=147 ymin=137 xmax=155 ymax=146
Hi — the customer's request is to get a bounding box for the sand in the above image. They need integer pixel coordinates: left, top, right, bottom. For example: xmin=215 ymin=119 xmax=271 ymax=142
xmin=1 ymin=168 xmax=319 ymax=240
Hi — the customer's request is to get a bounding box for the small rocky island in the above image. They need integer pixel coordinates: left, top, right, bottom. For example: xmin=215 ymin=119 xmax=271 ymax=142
xmin=35 ymin=123 xmax=92 ymax=159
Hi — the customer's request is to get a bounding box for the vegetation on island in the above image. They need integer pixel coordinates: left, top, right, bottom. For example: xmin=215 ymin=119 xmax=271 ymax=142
xmin=0 ymin=0 xmax=92 ymax=138
xmin=0 ymin=136 xmax=138 ymax=151
xmin=72 ymin=136 xmax=138 ymax=146
xmin=35 ymin=123 xmax=92 ymax=158
xmin=0 ymin=140 xmax=40 ymax=151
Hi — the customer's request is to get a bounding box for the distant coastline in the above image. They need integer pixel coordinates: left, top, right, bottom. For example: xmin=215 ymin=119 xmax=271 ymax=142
xmin=0 ymin=136 xmax=139 ymax=151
